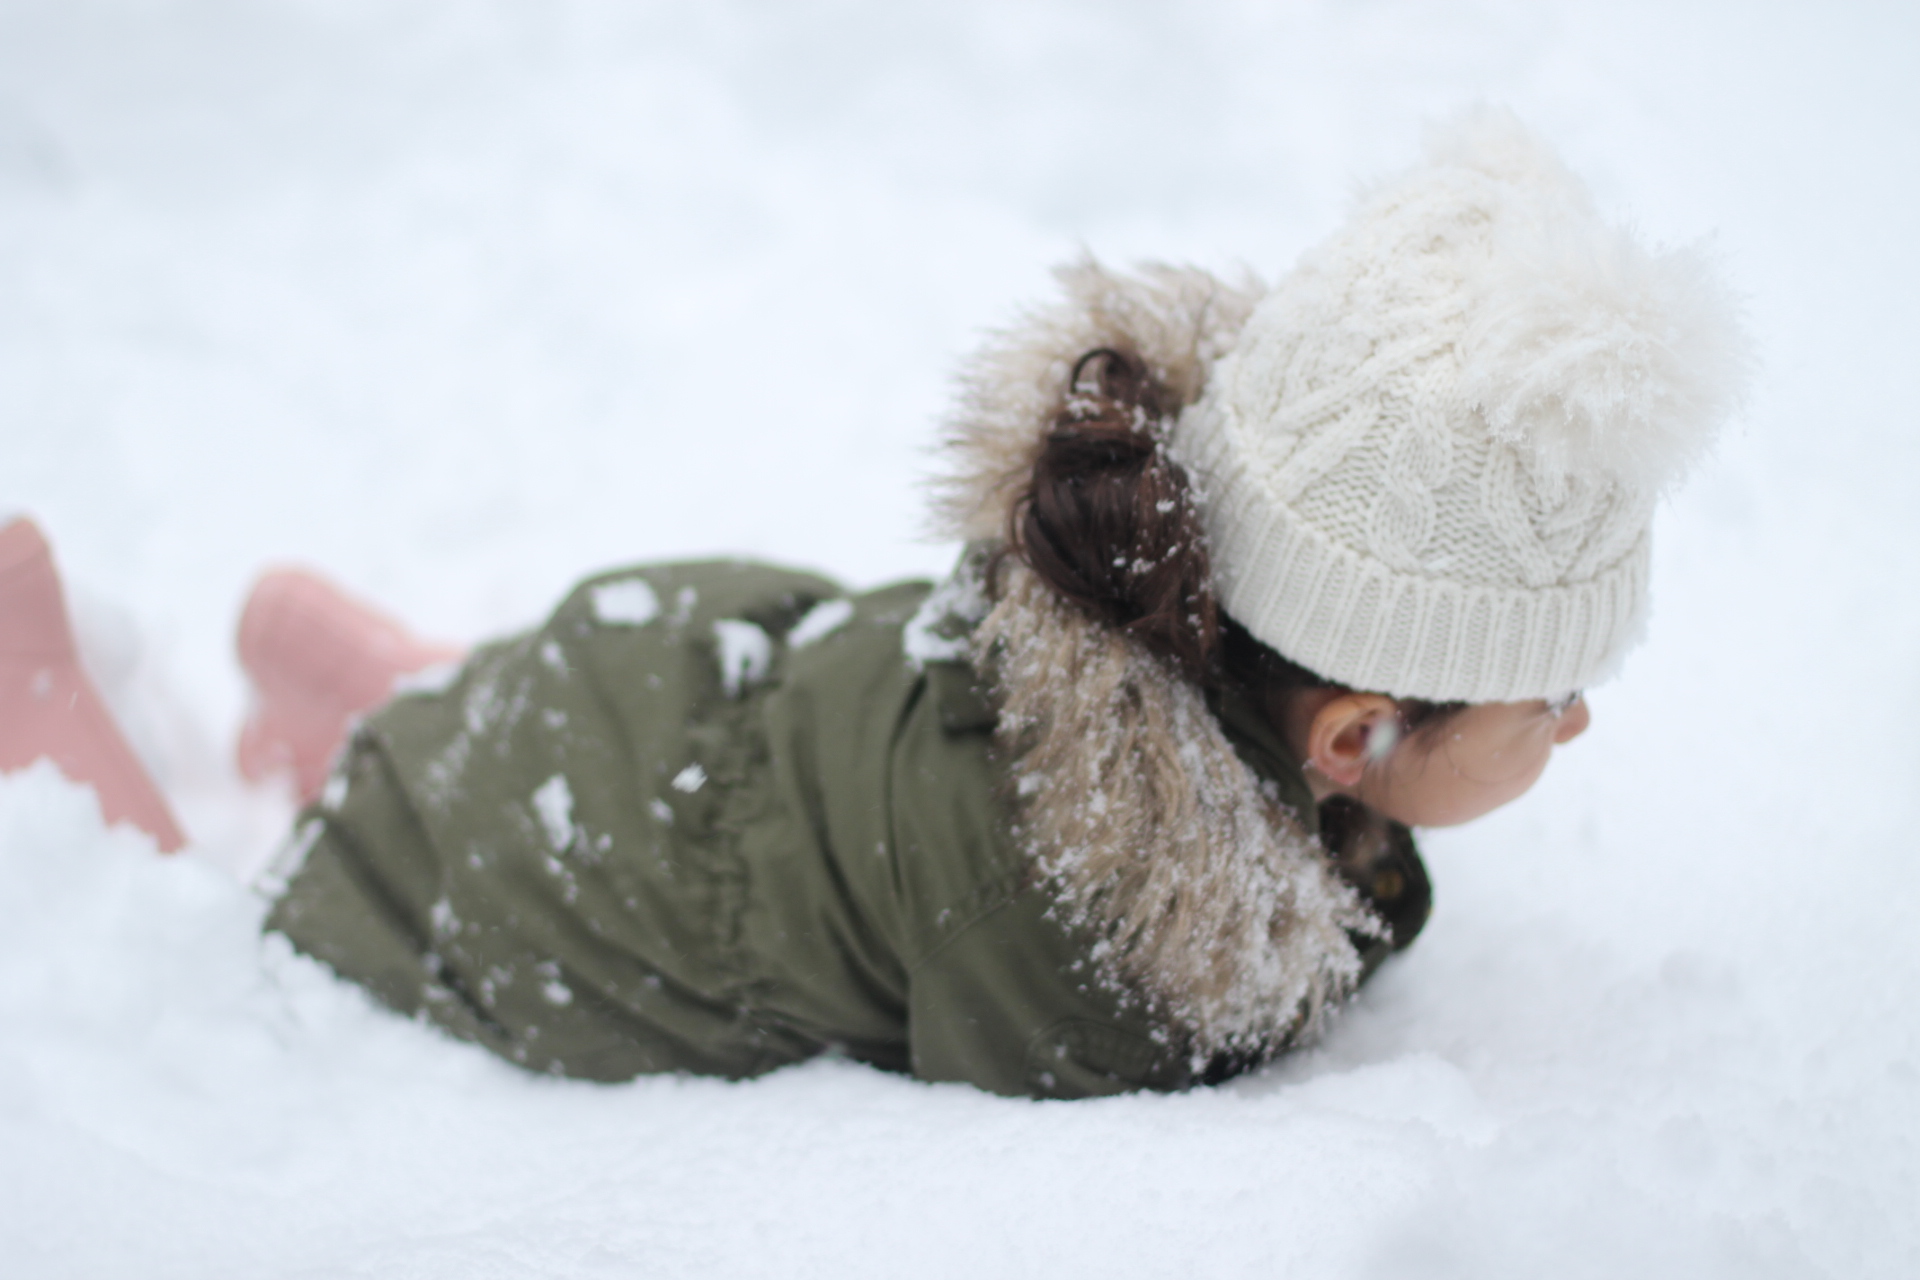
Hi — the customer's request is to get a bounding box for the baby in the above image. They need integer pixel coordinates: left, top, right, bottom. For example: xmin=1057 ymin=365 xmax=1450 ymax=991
xmin=0 ymin=108 xmax=1747 ymax=1097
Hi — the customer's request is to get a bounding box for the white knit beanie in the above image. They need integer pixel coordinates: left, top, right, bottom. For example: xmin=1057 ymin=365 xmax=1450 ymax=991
xmin=1174 ymin=107 xmax=1752 ymax=703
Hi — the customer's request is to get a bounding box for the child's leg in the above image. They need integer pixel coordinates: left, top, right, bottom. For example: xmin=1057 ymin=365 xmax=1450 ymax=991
xmin=0 ymin=517 xmax=186 ymax=851
xmin=236 ymin=568 xmax=463 ymax=804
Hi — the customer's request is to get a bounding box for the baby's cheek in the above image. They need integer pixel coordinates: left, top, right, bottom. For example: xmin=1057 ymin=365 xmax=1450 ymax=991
xmin=1390 ymin=738 xmax=1552 ymax=826
xmin=1367 ymin=751 xmax=1470 ymax=827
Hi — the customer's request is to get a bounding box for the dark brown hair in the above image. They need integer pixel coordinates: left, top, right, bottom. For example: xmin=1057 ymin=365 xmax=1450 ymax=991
xmin=1004 ymin=346 xmax=1219 ymax=681
xmin=1005 ymin=344 xmax=1465 ymax=736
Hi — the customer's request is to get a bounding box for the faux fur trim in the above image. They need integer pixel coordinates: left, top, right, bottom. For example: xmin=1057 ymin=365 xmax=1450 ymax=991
xmin=930 ymin=259 xmax=1381 ymax=1060
xmin=973 ymin=562 xmax=1381 ymax=1060
xmin=928 ymin=257 xmax=1267 ymax=543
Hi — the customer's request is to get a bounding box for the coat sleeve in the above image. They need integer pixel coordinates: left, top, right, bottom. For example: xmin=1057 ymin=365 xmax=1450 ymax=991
xmin=905 ymin=877 xmax=1192 ymax=1099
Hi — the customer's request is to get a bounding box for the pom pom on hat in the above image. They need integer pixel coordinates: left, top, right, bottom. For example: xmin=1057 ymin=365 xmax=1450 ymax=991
xmin=1177 ymin=106 xmax=1756 ymax=703
xmin=1422 ymin=104 xmax=1595 ymax=203
xmin=1444 ymin=107 xmax=1755 ymax=490
xmin=1460 ymin=224 xmax=1752 ymax=491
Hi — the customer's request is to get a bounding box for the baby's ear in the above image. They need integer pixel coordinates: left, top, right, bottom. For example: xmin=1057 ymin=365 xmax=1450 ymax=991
xmin=1307 ymin=693 xmax=1400 ymax=789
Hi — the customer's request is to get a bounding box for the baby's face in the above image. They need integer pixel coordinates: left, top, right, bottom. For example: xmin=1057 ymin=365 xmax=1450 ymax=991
xmin=1356 ymin=696 xmax=1591 ymax=828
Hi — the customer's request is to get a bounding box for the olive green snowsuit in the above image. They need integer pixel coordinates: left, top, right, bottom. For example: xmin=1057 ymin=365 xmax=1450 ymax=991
xmin=266 ymin=561 xmax=1427 ymax=1099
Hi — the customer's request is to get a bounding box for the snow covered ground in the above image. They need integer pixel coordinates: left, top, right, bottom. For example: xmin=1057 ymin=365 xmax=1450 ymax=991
xmin=3 ymin=1 xmax=1917 ymax=1275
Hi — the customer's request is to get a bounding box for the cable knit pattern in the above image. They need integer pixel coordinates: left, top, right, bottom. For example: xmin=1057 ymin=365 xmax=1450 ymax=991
xmin=1173 ymin=106 xmax=1752 ymax=702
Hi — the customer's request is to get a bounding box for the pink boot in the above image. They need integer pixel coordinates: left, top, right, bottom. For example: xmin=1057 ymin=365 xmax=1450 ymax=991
xmin=236 ymin=568 xmax=463 ymax=804
xmin=0 ymin=517 xmax=186 ymax=852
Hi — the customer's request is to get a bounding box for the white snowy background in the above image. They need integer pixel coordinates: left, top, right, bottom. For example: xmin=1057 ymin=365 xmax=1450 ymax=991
xmin=2 ymin=1 xmax=1917 ymax=1276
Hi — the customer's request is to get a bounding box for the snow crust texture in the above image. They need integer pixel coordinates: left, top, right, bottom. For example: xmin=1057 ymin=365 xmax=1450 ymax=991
xmin=2 ymin=2 xmax=1917 ymax=1277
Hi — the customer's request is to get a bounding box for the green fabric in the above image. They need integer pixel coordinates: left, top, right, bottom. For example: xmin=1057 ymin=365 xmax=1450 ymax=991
xmin=266 ymin=559 xmax=1423 ymax=1098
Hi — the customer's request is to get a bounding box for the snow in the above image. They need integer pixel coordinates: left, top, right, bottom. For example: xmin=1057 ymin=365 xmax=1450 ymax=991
xmin=589 ymin=579 xmax=661 ymax=628
xmin=531 ymin=774 xmax=575 ymax=853
xmin=901 ymin=560 xmax=988 ymax=669
xmin=711 ymin=618 xmax=773 ymax=697
xmin=1 ymin=1 xmax=1917 ymax=1277
xmin=390 ymin=657 xmax=464 ymax=697
xmin=788 ymin=596 xmax=855 ymax=648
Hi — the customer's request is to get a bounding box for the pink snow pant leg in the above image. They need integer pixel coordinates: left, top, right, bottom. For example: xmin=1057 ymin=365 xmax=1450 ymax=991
xmin=0 ymin=517 xmax=185 ymax=852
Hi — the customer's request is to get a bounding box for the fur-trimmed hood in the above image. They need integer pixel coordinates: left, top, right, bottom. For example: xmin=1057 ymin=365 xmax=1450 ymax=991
xmin=926 ymin=260 xmax=1383 ymax=1062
